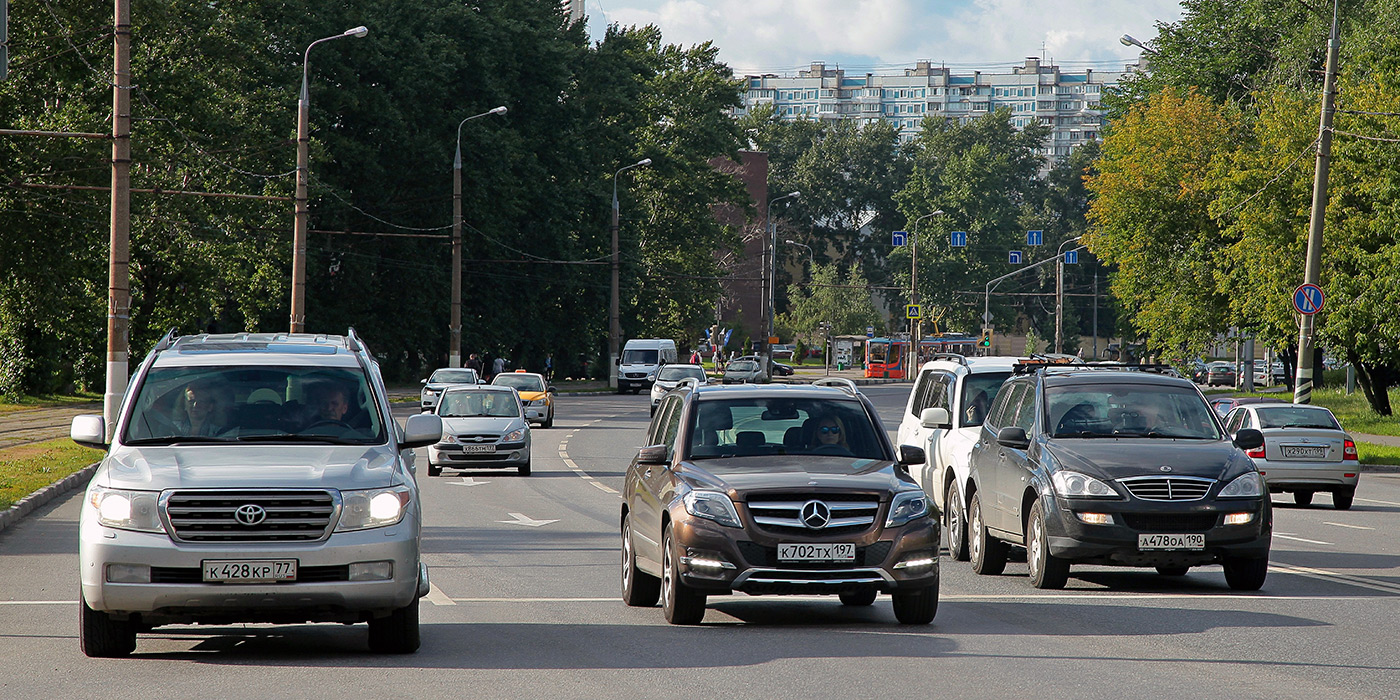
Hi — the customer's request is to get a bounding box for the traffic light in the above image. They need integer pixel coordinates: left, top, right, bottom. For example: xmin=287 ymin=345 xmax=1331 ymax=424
xmin=979 ymin=328 xmax=993 ymax=348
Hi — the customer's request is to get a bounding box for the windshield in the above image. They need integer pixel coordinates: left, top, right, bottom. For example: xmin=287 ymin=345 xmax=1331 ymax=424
xmin=438 ymin=390 xmax=520 ymax=418
xmin=429 ymin=369 xmax=478 ymax=384
xmin=686 ymin=397 xmax=888 ymax=462
xmin=122 ymin=365 xmax=385 ymax=444
xmin=492 ymin=374 xmax=545 ymax=392
xmin=658 ymin=366 xmax=706 ymax=382
xmin=1046 ymin=384 xmax=1221 ymax=439
xmin=623 ymin=349 xmax=659 ymax=365
xmin=727 ymin=361 xmax=758 ymax=372
xmin=1256 ymin=406 xmax=1340 ymax=430
xmin=960 ymin=371 xmax=1010 ymax=427
xmin=868 ymin=342 xmax=891 ymax=363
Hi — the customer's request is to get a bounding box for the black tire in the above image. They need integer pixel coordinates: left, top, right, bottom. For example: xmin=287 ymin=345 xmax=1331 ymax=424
xmin=1334 ymin=487 xmax=1355 ymax=510
xmin=1026 ymin=501 xmax=1070 ymax=589
xmin=838 ymin=590 xmax=877 ymax=606
xmin=891 ymin=586 xmax=938 ymax=624
xmin=518 ymin=460 xmax=531 ymax=476
xmin=661 ymin=524 xmax=706 ymax=625
xmin=968 ymin=492 xmax=1007 ymax=576
xmin=542 ymin=410 xmax=554 ymax=429
xmin=1294 ymin=490 xmax=1314 ymax=506
xmin=1222 ymin=556 xmax=1269 ymax=591
xmin=80 ymin=598 xmax=136 ymax=658
xmin=427 ymin=463 xmax=442 ymax=478
xmin=649 ymin=405 xmax=656 ymax=417
xmin=621 ymin=515 xmax=660 ymax=607
xmin=1156 ymin=566 xmax=1190 ymax=576
xmin=367 ymin=598 xmax=421 ymax=653
xmin=945 ymin=481 xmax=969 ymax=562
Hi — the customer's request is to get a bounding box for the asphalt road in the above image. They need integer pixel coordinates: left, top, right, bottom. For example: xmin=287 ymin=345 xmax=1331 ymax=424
xmin=2 ymin=386 xmax=1399 ymax=698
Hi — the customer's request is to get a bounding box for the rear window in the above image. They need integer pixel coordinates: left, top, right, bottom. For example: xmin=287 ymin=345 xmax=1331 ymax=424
xmin=686 ymin=397 xmax=887 ymax=463
xmin=1255 ymin=406 xmax=1340 ymax=430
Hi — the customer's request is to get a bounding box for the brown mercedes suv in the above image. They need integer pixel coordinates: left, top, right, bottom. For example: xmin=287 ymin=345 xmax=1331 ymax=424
xmin=620 ymin=379 xmax=940 ymax=625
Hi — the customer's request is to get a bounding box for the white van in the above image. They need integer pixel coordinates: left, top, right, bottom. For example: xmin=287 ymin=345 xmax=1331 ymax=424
xmin=617 ymin=338 xmax=677 ymax=394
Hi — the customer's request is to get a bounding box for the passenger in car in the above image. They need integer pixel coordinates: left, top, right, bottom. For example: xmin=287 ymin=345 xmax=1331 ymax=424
xmin=174 ymin=380 xmax=231 ymax=437
xmin=808 ymin=415 xmax=850 ymax=453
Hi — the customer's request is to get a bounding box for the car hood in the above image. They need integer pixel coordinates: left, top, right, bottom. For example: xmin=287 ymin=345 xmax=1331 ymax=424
xmin=98 ymin=445 xmax=401 ymax=491
xmin=516 ymin=391 xmax=547 ymax=402
xmin=441 ymin=417 xmax=523 ymax=433
xmin=1048 ymin=439 xmax=1241 ymax=480
xmin=678 ymin=456 xmax=913 ymax=501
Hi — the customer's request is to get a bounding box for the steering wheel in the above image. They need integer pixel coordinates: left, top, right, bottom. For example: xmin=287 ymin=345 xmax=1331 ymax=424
xmin=303 ymin=418 xmax=353 ymax=432
xmin=811 ymin=444 xmax=853 ymax=456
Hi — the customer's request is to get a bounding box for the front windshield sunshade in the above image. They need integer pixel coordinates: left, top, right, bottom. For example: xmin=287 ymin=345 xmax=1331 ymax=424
xmin=438 ymin=391 xmax=521 ymax=418
xmin=1047 ymin=385 xmax=1221 ymax=439
xmin=122 ymin=365 xmax=386 ymax=444
xmin=686 ymin=397 xmax=887 ymax=462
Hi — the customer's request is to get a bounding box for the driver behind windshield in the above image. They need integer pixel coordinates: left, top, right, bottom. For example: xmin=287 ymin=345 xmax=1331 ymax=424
xmin=175 ymin=380 xmax=231 ymax=437
xmin=810 ymin=414 xmax=849 ymax=452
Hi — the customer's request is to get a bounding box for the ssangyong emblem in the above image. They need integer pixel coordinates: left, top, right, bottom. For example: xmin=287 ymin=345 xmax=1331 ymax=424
xmin=1159 ymin=465 xmax=1173 ymax=473
xmin=800 ymin=500 xmax=831 ymax=530
xmin=234 ymin=504 xmax=267 ymax=526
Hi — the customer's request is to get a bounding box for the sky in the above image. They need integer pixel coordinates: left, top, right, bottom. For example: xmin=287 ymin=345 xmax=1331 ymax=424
xmin=583 ymin=0 xmax=1183 ymax=76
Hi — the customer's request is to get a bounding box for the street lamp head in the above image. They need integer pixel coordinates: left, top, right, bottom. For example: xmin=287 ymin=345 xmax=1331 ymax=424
xmin=1119 ymin=34 xmax=1139 ymax=48
xmin=489 ymin=106 xmax=508 ymax=115
xmin=785 ymin=239 xmax=797 ymax=244
xmin=932 ymin=209 xmax=945 ymax=216
xmin=637 ymin=158 xmax=653 ymax=167
xmin=788 ymin=191 xmax=800 ymax=198
xmin=345 ymin=26 xmax=370 ymax=38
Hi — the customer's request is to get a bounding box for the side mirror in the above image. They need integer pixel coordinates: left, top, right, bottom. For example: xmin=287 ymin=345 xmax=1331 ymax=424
xmin=615 ymin=357 xmax=622 ymax=366
xmin=1233 ymin=428 xmax=1265 ymax=451
xmin=636 ymin=444 xmax=669 ymax=465
xmin=401 ymin=414 xmax=443 ymax=449
xmin=547 ymin=386 xmax=557 ymax=394
xmin=920 ymin=407 xmax=952 ymax=430
xmin=996 ymin=426 xmax=1030 ymax=450
xmin=420 ymin=378 xmax=428 ymax=385
xmin=898 ymin=444 xmax=926 ymax=466
xmin=71 ymin=415 xmax=107 ymax=449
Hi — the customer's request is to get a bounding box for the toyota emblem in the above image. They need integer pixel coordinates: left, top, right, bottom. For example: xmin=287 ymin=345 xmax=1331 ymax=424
xmin=234 ymin=504 xmax=267 ymax=526
xmin=800 ymin=500 xmax=831 ymax=530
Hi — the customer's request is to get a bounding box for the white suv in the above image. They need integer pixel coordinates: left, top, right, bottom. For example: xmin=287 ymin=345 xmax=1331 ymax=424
xmin=896 ymin=354 xmax=1019 ymax=561
xmin=70 ymin=331 xmax=443 ymax=656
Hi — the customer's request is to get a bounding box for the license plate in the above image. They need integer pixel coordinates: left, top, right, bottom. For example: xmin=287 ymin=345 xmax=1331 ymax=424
xmin=1137 ymin=533 xmax=1205 ymax=551
xmin=1281 ymin=445 xmax=1327 ymax=459
xmin=461 ymin=444 xmax=495 ymax=453
xmin=202 ymin=559 xmax=297 ymax=583
xmin=778 ymin=543 xmax=855 ymax=562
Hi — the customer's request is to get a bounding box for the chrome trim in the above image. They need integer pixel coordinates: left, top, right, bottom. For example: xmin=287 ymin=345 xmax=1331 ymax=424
xmin=1117 ymin=475 xmax=1216 ymax=502
xmin=159 ymin=489 xmax=342 ymax=544
xmin=732 ymin=567 xmax=894 ymax=587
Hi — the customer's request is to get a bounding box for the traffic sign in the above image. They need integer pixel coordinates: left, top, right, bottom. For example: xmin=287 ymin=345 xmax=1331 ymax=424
xmin=866 ymin=326 xmax=874 ymax=338
xmin=1009 ymin=250 xmax=1022 ymax=264
xmin=905 ymin=304 xmax=922 ymax=320
xmin=1027 ymin=230 xmax=1043 ymax=246
xmin=1064 ymin=250 xmax=1078 ymax=264
xmin=1293 ymin=283 xmax=1325 ymax=315
xmin=950 ymin=231 xmax=967 ymax=248
xmin=892 ymin=230 xmax=907 ymax=246
xmin=982 ymin=311 xmax=994 ymax=323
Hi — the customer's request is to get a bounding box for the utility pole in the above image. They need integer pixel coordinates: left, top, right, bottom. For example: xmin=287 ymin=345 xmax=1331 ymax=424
xmin=104 ymin=0 xmax=132 ymax=433
xmin=1294 ymin=0 xmax=1340 ymax=405
xmin=451 ymin=106 xmax=506 ymax=368
xmin=609 ymin=159 xmax=651 ymax=390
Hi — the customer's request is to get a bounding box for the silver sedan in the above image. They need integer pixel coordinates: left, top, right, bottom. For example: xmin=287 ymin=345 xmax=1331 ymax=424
xmin=427 ymin=386 xmax=532 ymax=476
xmin=1224 ymin=403 xmax=1359 ymax=509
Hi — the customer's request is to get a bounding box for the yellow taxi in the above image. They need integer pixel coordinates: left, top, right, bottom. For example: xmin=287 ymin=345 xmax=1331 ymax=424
xmin=491 ymin=370 xmax=555 ymax=428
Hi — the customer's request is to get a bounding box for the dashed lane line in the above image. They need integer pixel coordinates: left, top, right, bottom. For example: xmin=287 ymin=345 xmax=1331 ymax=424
xmin=1275 ymin=533 xmax=1334 ymax=546
xmin=1358 ymin=497 xmax=1400 ymax=507
xmin=1324 ymin=522 xmax=1374 ymax=530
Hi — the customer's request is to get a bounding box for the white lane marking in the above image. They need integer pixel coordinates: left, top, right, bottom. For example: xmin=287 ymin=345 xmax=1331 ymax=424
xmin=591 ymin=481 xmax=619 ymax=494
xmin=451 ymin=597 xmax=616 ymax=603
xmin=0 ymin=601 xmax=75 ymax=605
xmin=497 ymin=512 xmax=559 ymax=527
xmin=1358 ymin=497 xmax=1400 ymax=507
xmin=447 ymin=476 xmax=489 ymax=487
xmin=1274 ymin=533 xmax=1333 ymax=545
xmin=557 ymin=415 xmax=626 ymax=500
xmin=1323 ymin=521 xmax=1373 ymax=530
xmin=439 ymin=593 xmax=1385 ymax=604
xmin=1271 ymin=563 xmax=1400 ymax=595
xmin=424 ymin=583 xmax=456 ymax=606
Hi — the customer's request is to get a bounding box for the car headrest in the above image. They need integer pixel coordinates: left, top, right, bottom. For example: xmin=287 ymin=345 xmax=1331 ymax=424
xmin=736 ymin=431 xmax=764 ymax=447
xmin=697 ymin=406 xmax=733 ymax=431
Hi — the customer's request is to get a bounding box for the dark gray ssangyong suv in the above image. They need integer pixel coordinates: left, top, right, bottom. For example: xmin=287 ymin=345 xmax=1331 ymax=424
xmin=71 ymin=331 xmax=443 ymax=656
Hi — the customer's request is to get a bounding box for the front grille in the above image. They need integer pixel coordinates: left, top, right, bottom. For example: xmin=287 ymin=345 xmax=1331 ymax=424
xmin=1121 ymin=513 xmax=1220 ymax=532
xmin=625 ymin=372 xmax=647 ymax=379
xmin=1119 ymin=476 xmax=1215 ymax=501
xmin=737 ymin=541 xmax=893 ymax=568
xmin=164 ymin=490 xmax=336 ymax=542
xmin=149 ymin=565 xmax=349 ymax=584
xmin=745 ymin=495 xmax=881 ymax=535
xmin=455 ymin=434 xmax=500 ymax=444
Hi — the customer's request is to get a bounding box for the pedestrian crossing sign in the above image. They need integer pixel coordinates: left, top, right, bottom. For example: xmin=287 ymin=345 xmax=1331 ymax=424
xmin=906 ymin=304 xmax=922 ymax=320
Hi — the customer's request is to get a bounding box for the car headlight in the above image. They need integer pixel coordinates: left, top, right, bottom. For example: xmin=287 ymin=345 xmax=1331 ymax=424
xmin=886 ymin=489 xmax=930 ymax=527
xmin=1051 ymin=471 xmax=1120 ymax=498
xmin=504 ymin=428 xmax=527 ymax=442
xmin=440 ymin=434 xmax=458 ymax=444
xmin=86 ymin=487 xmax=164 ymax=533
xmin=1219 ymin=472 xmax=1264 ymax=498
xmin=336 ymin=485 xmax=412 ymax=531
xmin=647 ymin=372 xmax=657 ymax=382
xmin=527 ymin=399 xmax=544 ymax=406
xmin=423 ymin=388 xmax=437 ymax=396
xmin=683 ymin=490 xmax=741 ymax=528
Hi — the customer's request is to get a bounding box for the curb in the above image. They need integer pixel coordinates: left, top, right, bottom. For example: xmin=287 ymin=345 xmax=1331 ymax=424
xmin=0 ymin=463 xmax=99 ymax=535
xmin=1361 ymin=464 xmax=1400 ymax=474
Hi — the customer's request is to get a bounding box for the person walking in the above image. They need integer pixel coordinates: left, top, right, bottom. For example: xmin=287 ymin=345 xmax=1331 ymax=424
xmin=466 ymin=353 xmax=482 ymax=374
xmin=492 ymin=355 xmax=505 ymax=378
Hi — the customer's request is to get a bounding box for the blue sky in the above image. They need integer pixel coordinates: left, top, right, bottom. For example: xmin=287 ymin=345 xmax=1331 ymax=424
xmin=584 ymin=0 xmax=1183 ymax=76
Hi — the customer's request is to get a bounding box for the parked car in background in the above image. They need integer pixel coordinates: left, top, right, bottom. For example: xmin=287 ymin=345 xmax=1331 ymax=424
xmin=649 ymin=364 xmax=709 ymax=415
xmin=420 ymin=367 xmax=481 ymax=412
xmin=1210 ymin=396 xmax=1287 ymax=418
xmin=1189 ymin=360 xmax=1209 ymax=384
xmin=771 ymin=343 xmax=797 ymax=360
xmin=1224 ymin=403 xmax=1359 ymax=509
xmin=428 ymin=385 xmax=531 ymax=476
xmin=731 ymin=354 xmax=795 ymax=377
xmin=1205 ymin=362 xmax=1237 ymax=387
xmin=721 ymin=359 xmax=765 ymax=384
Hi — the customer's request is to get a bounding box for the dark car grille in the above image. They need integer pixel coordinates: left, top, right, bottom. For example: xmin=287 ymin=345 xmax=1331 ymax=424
xmin=150 ymin=565 xmax=349 ymax=584
xmin=1119 ymin=476 xmax=1215 ymax=502
xmin=737 ymin=541 xmax=894 ymax=569
xmin=1121 ymin=513 xmax=1220 ymax=532
xmin=164 ymin=490 xmax=336 ymax=542
xmin=745 ymin=495 xmax=882 ymax=535
xmin=455 ymin=434 xmax=501 ymax=443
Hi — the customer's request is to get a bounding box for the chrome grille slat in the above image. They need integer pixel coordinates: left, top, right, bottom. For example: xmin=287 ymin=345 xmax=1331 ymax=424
xmin=164 ymin=490 xmax=337 ymax=542
xmin=745 ymin=495 xmax=880 ymax=532
xmin=1118 ymin=476 xmax=1215 ymax=502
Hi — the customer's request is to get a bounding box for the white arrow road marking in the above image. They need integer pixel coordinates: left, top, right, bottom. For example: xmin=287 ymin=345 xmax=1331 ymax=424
xmin=498 ymin=512 xmax=559 ymax=527
xmin=424 ymin=583 xmax=456 ymax=606
xmin=447 ymin=476 xmax=489 ymax=487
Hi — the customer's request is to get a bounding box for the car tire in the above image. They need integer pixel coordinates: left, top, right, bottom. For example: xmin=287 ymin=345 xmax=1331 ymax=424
xmin=891 ymin=586 xmax=938 ymax=625
xmin=1026 ymin=501 xmax=1070 ymax=590
xmin=367 ymin=597 xmax=420 ymax=654
xmin=542 ymin=411 xmax=554 ymax=429
xmin=1294 ymin=490 xmax=1314 ymax=506
xmin=1222 ymin=556 xmax=1269 ymax=591
xmin=80 ymin=597 xmax=136 ymax=658
xmin=968 ymin=492 xmax=1007 ymax=576
xmin=427 ymin=463 xmax=442 ymax=478
xmin=1334 ymin=487 xmax=1355 ymax=510
xmin=621 ymin=514 xmax=661 ymax=607
xmin=945 ymin=481 xmax=969 ymax=562
xmin=518 ymin=461 xmax=531 ymax=476
xmin=838 ymin=590 xmax=877 ymax=606
xmin=661 ymin=524 xmax=706 ymax=625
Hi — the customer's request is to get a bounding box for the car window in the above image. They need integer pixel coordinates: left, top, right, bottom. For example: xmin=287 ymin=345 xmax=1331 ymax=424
xmin=660 ymin=399 xmax=685 ymax=460
xmin=1007 ymin=383 xmax=1037 ymax=433
xmin=959 ymin=371 xmax=1010 ymax=428
xmin=1046 ymin=383 xmax=1222 ymax=439
xmin=492 ymin=374 xmax=545 ymax=392
xmin=623 ymin=349 xmax=659 ymax=365
xmin=1256 ymin=406 xmax=1341 ymax=430
xmin=429 ymin=369 xmax=478 ymax=384
xmin=686 ymin=397 xmax=886 ymax=462
xmin=438 ymin=390 xmax=519 ymax=418
xmin=984 ymin=382 xmax=1024 ymax=432
xmin=657 ymin=366 xmax=706 ymax=382
xmin=1224 ymin=409 xmax=1244 ymax=433
xmin=648 ymin=396 xmax=679 ymax=446
xmin=909 ymin=370 xmax=936 ymax=418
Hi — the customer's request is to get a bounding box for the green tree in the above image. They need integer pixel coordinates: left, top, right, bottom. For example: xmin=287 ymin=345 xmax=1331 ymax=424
xmin=779 ymin=263 xmax=883 ymax=338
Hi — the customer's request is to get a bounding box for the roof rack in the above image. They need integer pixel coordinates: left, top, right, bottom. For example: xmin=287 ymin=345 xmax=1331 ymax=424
xmin=674 ymin=377 xmax=703 ymax=391
xmin=812 ymin=377 xmax=860 ymax=397
xmin=927 ymin=352 xmax=968 ymax=366
xmin=1014 ymin=361 xmax=1179 ymax=376
xmin=151 ymin=328 xmax=179 ymax=352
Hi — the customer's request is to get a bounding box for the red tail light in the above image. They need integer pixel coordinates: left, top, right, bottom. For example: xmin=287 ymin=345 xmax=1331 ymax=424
xmin=1344 ymin=439 xmax=1358 ymax=461
xmin=1246 ymin=445 xmax=1265 ymax=459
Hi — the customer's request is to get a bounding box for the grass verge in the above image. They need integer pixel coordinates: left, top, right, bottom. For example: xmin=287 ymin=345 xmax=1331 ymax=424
xmin=0 ymin=438 xmax=102 ymax=510
xmin=1206 ymin=386 xmax=1400 ymax=437
xmin=0 ymin=391 xmax=102 ymax=416
xmin=1357 ymin=441 xmax=1400 ymax=467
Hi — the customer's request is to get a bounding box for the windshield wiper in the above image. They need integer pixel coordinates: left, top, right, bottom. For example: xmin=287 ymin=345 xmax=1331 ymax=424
xmin=125 ymin=436 xmax=237 ymax=445
xmin=234 ymin=433 xmax=358 ymax=444
xmin=1052 ymin=431 xmax=1113 ymax=438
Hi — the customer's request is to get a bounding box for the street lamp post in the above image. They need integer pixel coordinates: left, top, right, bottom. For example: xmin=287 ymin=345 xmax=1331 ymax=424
xmin=784 ymin=239 xmax=813 ymax=267
xmin=765 ymin=191 xmax=800 ymax=380
xmin=1119 ymin=34 xmax=1159 ymax=56
xmin=290 ymin=25 xmax=368 ymax=333
xmin=450 ymin=105 xmax=508 ymax=368
xmin=609 ymin=158 xmax=652 ymax=390
xmin=909 ymin=209 xmax=944 ymax=369
xmin=1055 ymin=235 xmax=1083 ymax=354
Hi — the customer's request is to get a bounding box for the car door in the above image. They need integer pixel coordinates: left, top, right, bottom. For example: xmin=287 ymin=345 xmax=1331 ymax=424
xmin=1001 ymin=382 xmax=1041 ymax=538
xmin=981 ymin=382 xmax=1028 ymax=533
xmin=918 ymin=372 xmax=955 ymax=497
xmin=630 ymin=395 xmax=678 ymax=571
xmin=898 ymin=368 xmax=936 ymax=451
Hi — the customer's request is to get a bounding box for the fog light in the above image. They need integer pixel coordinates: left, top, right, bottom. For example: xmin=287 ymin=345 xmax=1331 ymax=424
xmin=105 ymin=563 xmax=150 ymax=583
xmin=348 ymin=561 xmax=394 ymax=581
xmin=1077 ymin=512 xmax=1112 ymax=525
xmin=1224 ymin=512 xmax=1254 ymax=526
xmin=681 ymin=549 xmax=734 ymax=573
xmin=892 ymin=555 xmax=937 ymax=572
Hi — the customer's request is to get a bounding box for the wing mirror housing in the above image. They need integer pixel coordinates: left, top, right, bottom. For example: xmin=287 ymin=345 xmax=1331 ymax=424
xmin=636 ymin=444 xmax=669 ymax=465
xmin=71 ymin=415 xmax=108 ymax=449
xmin=420 ymin=378 xmax=428 ymax=385
xmin=920 ymin=407 xmax=951 ymax=430
xmin=1233 ymin=428 xmax=1265 ymax=451
xmin=898 ymin=444 xmax=926 ymax=466
xmin=401 ymin=414 xmax=443 ymax=449
xmin=996 ymin=426 xmax=1030 ymax=450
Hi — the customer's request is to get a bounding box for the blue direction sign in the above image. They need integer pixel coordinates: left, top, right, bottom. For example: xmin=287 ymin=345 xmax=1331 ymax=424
xmin=1064 ymin=250 xmax=1079 ymax=264
xmin=1009 ymin=250 xmax=1023 ymax=264
xmin=950 ymin=230 xmax=967 ymax=248
xmin=892 ymin=230 xmax=907 ymax=246
xmin=1293 ymin=283 xmax=1325 ymax=315
xmin=866 ymin=326 xmax=875 ymax=338
xmin=1027 ymin=230 xmax=1043 ymax=246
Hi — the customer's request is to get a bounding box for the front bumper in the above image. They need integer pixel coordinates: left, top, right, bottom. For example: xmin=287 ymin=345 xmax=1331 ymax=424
xmin=1257 ymin=460 xmax=1360 ymax=491
xmin=428 ymin=442 xmax=529 ymax=467
xmin=1041 ymin=494 xmax=1271 ymax=567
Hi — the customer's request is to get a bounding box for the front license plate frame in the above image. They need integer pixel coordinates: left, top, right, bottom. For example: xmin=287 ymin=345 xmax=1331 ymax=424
xmin=1281 ymin=445 xmax=1328 ymax=459
xmin=461 ymin=444 xmax=495 ymax=454
xmin=1137 ymin=533 xmax=1205 ymax=551
xmin=778 ymin=543 xmax=856 ymax=562
xmin=202 ymin=559 xmax=298 ymax=583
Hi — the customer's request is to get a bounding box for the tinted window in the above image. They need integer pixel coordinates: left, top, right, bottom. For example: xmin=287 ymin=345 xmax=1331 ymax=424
xmin=909 ymin=370 xmax=936 ymax=418
xmin=1224 ymin=410 xmax=1245 ymax=433
xmin=623 ymin=349 xmax=660 ymax=365
xmin=660 ymin=399 xmax=685 ymax=459
xmin=1046 ymin=384 xmax=1221 ymax=439
xmin=985 ymin=382 xmax=1024 ymax=431
xmin=960 ymin=371 xmax=1011 ymax=427
xmin=1012 ymin=384 xmax=1038 ymax=433
xmin=649 ymin=396 xmax=679 ymax=446
xmin=1256 ymin=406 xmax=1340 ymax=430
xmin=686 ymin=397 xmax=886 ymax=462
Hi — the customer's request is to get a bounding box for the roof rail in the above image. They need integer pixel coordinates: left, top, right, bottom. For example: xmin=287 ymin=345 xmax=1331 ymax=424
xmin=1014 ymin=361 xmax=1178 ymax=376
xmin=812 ymin=377 xmax=860 ymax=397
xmin=927 ymin=352 xmax=968 ymax=366
xmin=675 ymin=377 xmax=703 ymax=391
xmin=151 ymin=328 xmax=179 ymax=352
xmin=346 ymin=327 xmax=365 ymax=353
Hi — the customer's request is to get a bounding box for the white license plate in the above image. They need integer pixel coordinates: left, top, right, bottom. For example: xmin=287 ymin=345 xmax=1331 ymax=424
xmin=202 ymin=559 xmax=297 ymax=583
xmin=1137 ymin=533 xmax=1205 ymax=551
xmin=1281 ymin=445 xmax=1327 ymax=459
xmin=461 ymin=444 xmax=495 ymax=453
xmin=778 ymin=543 xmax=855 ymax=562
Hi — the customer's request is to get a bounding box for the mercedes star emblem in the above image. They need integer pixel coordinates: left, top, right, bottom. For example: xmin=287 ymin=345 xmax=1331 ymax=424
xmin=234 ymin=504 xmax=267 ymax=526
xmin=800 ymin=500 xmax=832 ymax=530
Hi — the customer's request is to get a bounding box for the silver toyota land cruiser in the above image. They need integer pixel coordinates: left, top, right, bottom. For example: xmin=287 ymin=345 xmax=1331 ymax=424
xmin=70 ymin=331 xmax=442 ymax=656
